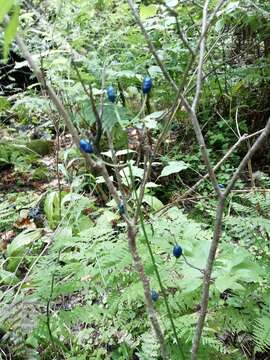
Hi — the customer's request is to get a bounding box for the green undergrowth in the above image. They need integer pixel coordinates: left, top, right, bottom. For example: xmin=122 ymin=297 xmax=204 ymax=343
xmin=1 ymin=188 xmax=270 ymax=359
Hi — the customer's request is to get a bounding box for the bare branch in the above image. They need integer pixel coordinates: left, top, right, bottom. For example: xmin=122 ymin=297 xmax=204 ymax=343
xmin=15 ymin=30 xmax=168 ymax=359
xmin=161 ymin=1 xmax=195 ymax=56
xmin=224 ymin=118 xmax=270 ymax=197
xmin=192 ymin=0 xmax=210 ymax=111
xmin=191 ymin=197 xmax=225 ymax=360
xmin=181 ymin=94 xmax=222 ymax=198
xmin=174 ymin=129 xmax=264 ymax=202
xmin=72 ymin=60 xmax=103 ymax=153
xmin=128 ymin=224 xmax=168 ymax=359
xmin=191 ymin=120 xmax=270 ymax=359
xmin=126 ymin=0 xmax=177 ymax=91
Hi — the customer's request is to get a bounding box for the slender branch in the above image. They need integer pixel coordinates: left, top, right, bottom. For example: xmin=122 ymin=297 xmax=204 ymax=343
xmin=126 ymin=0 xmax=177 ymax=91
xmin=106 ymin=131 xmax=129 ymax=213
xmin=192 ymin=0 xmax=210 ymax=111
xmin=14 ymin=34 xmax=123 ymax=207
xmin=128 ymin=224 xmax=168 ymax=360
xmin=191 ymin=118 xmax=270 ymax=359
xmin=161 ymin=1 xmax=195 ymax=56
xmin=135 ymin=155 xmax=151 ymax=222
xmin=72 ymin=60 xmax=103 ymax=153
xmin=127 ymin=0 xmax=222 ymax=199
xmin=129 ymin=164 xmax=185 ymax=360
xmin=182 ymin=95 xmax=222 ymax=198
xmin=14 ymin=29 xmax=169 ymax=358
xmin=224 ymin=118 xmax=270 ymax=197
xmin=173 ymin=129 xmax=263 ymax=202
xmin=191 ymin=197 xmax=225 ymax=359
xmin=199 ymin=0 xmax=228 ymax=46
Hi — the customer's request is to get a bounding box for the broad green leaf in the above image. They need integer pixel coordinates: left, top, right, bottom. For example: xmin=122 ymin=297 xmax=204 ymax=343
xmin=180 ymin=277 xmax=202 ymax=293
xmin=143 ymin=111 xmax=165 ymax=129
xmin=140 ymin=5 xmax=158 ymax=20
xmin=54 ymin=227 xmax=73 ymax=250
xmin=7 ymin=229 xmax=42 ymax=257
xmin=96 ymin=210 xmax=118 ymax=229
xmin=215 ymin=274 xmax=244 ymax=293
xmin=120 ymin=164 xmax=144 ymax=182
xmin=0 ymin=0 xmax=14 ymax=23
xmin=3 ymin=5 xmax=20 ymax=60
xmin=143 ymin=194 xmax=163 ymax=211
xmin=224 ymin=1 xmax=239 ymax=14
xmin=148 ymin=65 xmax=162 ymax=76
xmin=166 ymin=0 xmax=178 ymax=6
xmin=159 ymin=161 xmax=189 ymax=178
xmin=0 ymin=269 xmax=19 ymax=285
xmin=44 ymin=191 xmax=61 ymax=228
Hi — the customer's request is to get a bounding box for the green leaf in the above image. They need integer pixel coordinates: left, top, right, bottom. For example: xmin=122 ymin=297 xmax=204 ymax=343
xmin=215 ymin=274 xmax=244 ymax=293
xmin=143 ymin=194 xmax=163 ymax=211
xmin=3 ymin=5 xmax=20 ymax=60
xmin=0 ymin=0 xmax=14 ymax=23
xmin=143 ymin=111 xmax=165 ymax=129
xmin=140 ymin=5 xmax=158 ymax=20
xmin=159 ymin=161 xmax=189 ymax=178
xmin=120 ymin=164 xmax=144 ymax=184
xmin=7 ymin=229 xmax=42 ymax=257
xmin=44 ymin=191 xmax=61 ymax=229
xmin=0 ymin=269 xmax=19 ymax=285
xmin=54 ymin=227 xmax=73 ymax=251
xmin=180 ymin=277 xmax=202 ymax=293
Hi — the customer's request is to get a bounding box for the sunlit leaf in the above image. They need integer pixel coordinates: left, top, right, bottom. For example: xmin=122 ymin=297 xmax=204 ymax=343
xmin=3 ymin=5 xmax=20 ymax=60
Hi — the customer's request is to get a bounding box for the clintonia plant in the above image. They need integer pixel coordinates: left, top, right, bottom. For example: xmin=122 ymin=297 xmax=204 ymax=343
xmin=2 ymin=0 xmax=270 ymax=359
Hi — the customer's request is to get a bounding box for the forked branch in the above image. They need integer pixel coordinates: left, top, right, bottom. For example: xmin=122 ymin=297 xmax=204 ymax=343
xmin=14 ymin=32 xmax=168 ymax=359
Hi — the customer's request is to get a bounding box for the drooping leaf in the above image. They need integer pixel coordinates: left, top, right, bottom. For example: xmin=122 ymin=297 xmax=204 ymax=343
xmin=159 ymin=161 xmax=189 ymax=178
xmin=7 ymin=229 xmax=42 ymax=257
xmin=143 ymin=194 xmax=163 ymax=211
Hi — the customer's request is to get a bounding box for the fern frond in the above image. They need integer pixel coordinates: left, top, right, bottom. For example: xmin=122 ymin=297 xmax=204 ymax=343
xmin=253 ymin=316 xmax=270 ymax=353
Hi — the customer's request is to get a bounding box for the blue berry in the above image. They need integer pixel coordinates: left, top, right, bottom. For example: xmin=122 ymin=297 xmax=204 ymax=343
xmin=142 ymin=76 xmax=152 ymax=94
xmin=118 ymin=200 xmax=125 ymax=215
xmin=79 ymin=139 xmax=94 ymax=154
xmin=107 ymin=86 xmax=116 ymax=103
xmin=151 ymin=290 xmax=159 ymax=302
xmin=173 ymin=244 xmax=183 ymax=258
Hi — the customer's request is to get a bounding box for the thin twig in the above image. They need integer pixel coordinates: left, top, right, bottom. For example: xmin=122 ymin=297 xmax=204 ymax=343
xmin=191 ymin=118 xmax=270 ymax=359
xmin=173 ymin=129 xmax=263 ymax=203
xmin=126 ymin=0 xmax=177 ymax=91
xmin=14 ymin=28 xmax=168 ymax=358
xmin=192 ymin=0 xmax=210 ymax=111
